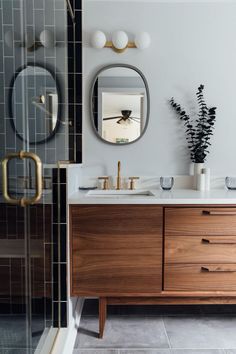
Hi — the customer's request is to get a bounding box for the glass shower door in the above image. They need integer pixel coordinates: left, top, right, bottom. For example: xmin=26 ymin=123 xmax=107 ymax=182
xmin=0 ymin=0 xmax=31 ymax=352
xmin=0 ymin=0 xmax=66 ymax=352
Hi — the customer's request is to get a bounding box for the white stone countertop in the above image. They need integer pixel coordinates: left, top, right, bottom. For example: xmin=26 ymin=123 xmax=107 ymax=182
xmin=68 ymin=189 xmax=236 ymax=205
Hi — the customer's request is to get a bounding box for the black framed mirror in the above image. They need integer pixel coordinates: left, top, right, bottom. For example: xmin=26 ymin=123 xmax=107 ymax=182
xmin=90 ymin=64 xmax=150 ymax=145
xmin=9 ymin=64 xmax=61 ymax=145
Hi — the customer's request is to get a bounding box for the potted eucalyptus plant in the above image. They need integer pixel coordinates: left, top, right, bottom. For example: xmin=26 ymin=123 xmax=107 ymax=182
xmin=170 ymin=84 xmax=217 ymax=185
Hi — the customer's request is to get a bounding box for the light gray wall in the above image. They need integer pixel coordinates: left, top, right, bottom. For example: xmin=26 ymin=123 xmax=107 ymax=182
xmin=84 ymin=1 xmax=236 ymax=176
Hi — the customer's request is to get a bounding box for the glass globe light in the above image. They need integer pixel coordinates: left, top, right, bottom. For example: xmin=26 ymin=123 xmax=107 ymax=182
xmin=91 ymin=30 xmax=107 ymax=49
xmin=5 ymin=30 xmax=14 ymax=48
xmin=135 ymin=32 xmax=151 ymax=50
xmin=40 ymin=30 xmax=55 ymax=48
xmin=112 ymin=31 xmax=128 ymax=50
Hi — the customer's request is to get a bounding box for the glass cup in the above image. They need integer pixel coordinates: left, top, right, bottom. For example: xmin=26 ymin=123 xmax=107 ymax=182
xmin=225 ymin=177 xmax=236 ymax=190
xmin=160 ymin=177 xmax=174 ymax=191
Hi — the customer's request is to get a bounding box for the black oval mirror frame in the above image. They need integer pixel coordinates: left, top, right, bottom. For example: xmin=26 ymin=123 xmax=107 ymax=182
xmin=9 ymin=64 xmax=61 ymax=145
xmin=90 ymin=64 xmax=150 ymax=146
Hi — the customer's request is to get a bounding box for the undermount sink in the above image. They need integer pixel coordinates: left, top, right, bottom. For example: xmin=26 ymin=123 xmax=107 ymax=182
xmin=86 ymin=190 xmax=155 ymax=197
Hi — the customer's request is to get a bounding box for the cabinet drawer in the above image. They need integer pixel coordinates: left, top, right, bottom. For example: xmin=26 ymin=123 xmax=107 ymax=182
xmin=165 ymin=264 xmax=236 ymax=291
xmin=72 ymin=232 xmax=162 ymax=295
xmin=70 ymin=205 xmax=163 ymax=296
xmin=165 ymin=208 xmax=236 ymax=236
xmin=165 ymin=235 xmax=236 ymax=264
xmin=72 ymin=205 xmax=163 ymax=237
xmin=73 ymin=255 xmax=162 ymax=296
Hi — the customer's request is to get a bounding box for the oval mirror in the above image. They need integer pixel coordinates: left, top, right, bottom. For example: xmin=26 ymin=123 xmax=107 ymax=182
xmin=10 ymin=65 xmax=61 ymax=144
xmin=91 ymin=64 xmax=150 ymax=145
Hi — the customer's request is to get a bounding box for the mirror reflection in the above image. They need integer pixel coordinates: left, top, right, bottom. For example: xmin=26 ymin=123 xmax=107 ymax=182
xmin=91 ymin=65 xmax=149 ymax=144
xmin=10 ymin=65 xmax=60 ymax=144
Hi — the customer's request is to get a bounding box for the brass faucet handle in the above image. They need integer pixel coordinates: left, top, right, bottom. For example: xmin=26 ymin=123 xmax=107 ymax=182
xmin=98 ymin=176 xmax=109 ymax=190
xmin=129 ymin=177 xmax=140 ymax=190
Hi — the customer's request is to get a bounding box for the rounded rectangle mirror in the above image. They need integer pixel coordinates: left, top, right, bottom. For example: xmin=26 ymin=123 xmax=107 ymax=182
xmin=90 ymin=64 xmax=150 ymax=145
xmin=9 ymin=64 xmax=61 ymax=145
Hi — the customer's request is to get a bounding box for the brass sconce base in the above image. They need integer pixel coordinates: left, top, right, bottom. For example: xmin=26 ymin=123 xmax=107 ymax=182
xmin=105 ymin=41 xmax=137 ymax=53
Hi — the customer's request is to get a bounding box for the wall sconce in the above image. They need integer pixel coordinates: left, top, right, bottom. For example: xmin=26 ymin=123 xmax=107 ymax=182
xmin=91 ymin=30 xmax=151 ymax=53
xmin=4 ymin=30 xmax=15 ymax=49
xmin=27 ymin=30 xmax=55 ymax=51
xmin=39 ymin=30 xmax=55 ymax=49
xmin=4 ymin=29 xmax=55 ymax=51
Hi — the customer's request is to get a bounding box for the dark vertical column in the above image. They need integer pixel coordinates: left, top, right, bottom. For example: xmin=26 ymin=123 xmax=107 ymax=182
xmin=68 ymin=0 xmax=83 ymax=163
xmin=52 ymin=167 xmax=68 ymax=328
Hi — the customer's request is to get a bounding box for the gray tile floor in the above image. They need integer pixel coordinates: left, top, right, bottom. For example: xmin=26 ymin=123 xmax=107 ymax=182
xmin=0 ymin=314 xmax=45 ymax=354
xmin=74 ymin=301 xmax=236 ymax=354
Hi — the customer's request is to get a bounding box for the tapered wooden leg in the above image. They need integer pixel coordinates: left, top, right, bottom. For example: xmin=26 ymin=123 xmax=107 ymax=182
xmin=99 ymin=297 xmax=107 ymax=338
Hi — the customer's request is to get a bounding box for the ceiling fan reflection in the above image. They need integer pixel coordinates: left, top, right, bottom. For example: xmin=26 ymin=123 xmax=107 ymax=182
xmin=103 ymin=110 xmax=140 ymax=125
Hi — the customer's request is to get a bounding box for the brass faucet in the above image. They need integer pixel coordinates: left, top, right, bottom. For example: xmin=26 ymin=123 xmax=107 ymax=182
xmin=116 ymin=161 xmax=121 ymax=190
xmin=98 ymin=176 xmax=109 ymax=190
xmin=129 ymin=177 xmax=140 ymax=190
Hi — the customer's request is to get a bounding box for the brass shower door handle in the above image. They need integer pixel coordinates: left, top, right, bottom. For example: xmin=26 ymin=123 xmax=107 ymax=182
xmin=2 ymin=151 xmax=43 ymax=207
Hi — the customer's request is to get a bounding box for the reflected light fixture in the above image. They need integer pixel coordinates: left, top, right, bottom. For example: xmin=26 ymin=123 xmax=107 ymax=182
xmin=91 ymin=30 xmax=151 ymax=53
xmin=118 ymin=118 xmax=132 ymax=126
xmin=39 ymin=30 xmax=55 ymax=49
xmin=5 ymin=29 xmax=56 ymax=51
xmin=25 ymin=29 xmax=35 ymax=50
xmin=4 ymin=30 xmax=15 ymax=48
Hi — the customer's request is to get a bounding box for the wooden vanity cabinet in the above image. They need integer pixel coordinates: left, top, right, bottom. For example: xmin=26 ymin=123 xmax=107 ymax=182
xmin=164 ymin=207 xmax=236 ymax=292
xmin=70 ymin=205 xmax=163 ymax=297
xmin=70 ymin=204 xmax=236 ymax=338
xmin=165 ymin=207 xmax=236 ymax=236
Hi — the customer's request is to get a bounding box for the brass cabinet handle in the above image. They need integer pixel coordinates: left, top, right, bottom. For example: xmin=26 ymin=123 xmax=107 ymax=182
xmin=201 ymin=266 xmax=236 ymax=273
xmin=202 ymin=238 xmax=236 ymax=245
xmin=202 ymin=210 xmax=236 ymax=216
xmin=2 ymin=151 xmax=42 ymax=207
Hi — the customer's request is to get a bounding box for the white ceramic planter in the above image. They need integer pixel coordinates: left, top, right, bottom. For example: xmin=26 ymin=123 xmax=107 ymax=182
xmin=193 ymin=163 xmax=204 ymax=189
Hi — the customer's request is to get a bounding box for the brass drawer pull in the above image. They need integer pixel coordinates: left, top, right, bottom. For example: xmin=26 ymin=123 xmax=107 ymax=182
xmin=202 ymin=210 xmax=236 ymax=216
xmin=202 ymin=238 xmax=236 ymax=245
xmin=201 ymin=266 xmax=236 ymax=273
